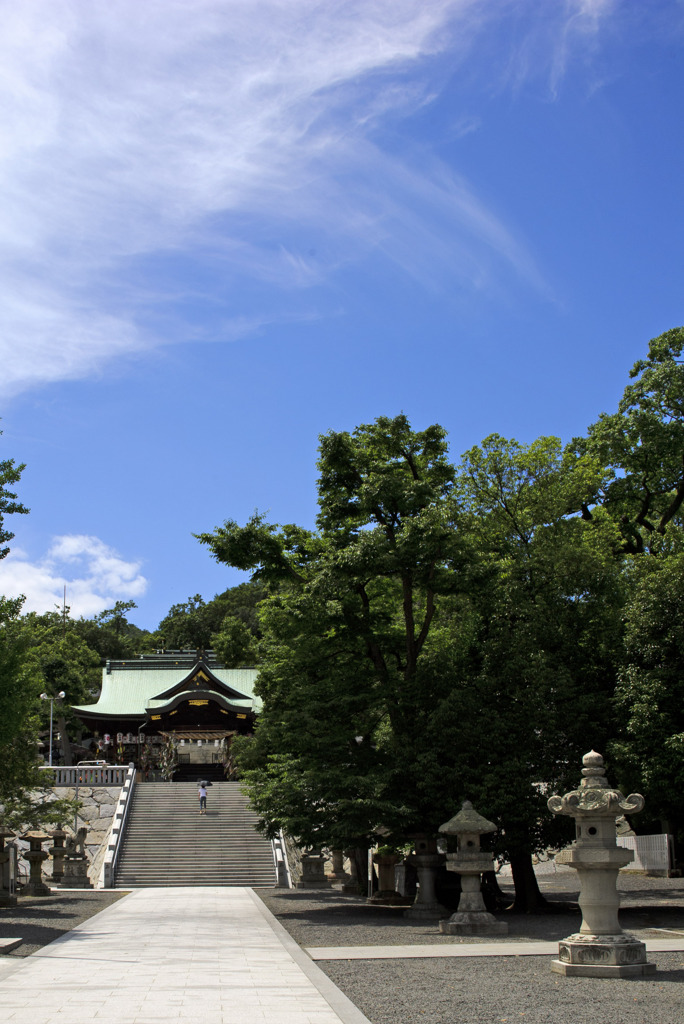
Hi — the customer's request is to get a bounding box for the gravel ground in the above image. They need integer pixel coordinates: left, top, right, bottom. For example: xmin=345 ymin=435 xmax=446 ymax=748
xmin=255 ymin=872 xmax=684 ymax=1024
xmin=2 ymin=877 xmax=683 ymax=1022
xmin=0 ymin=890 xmax=128 ymax=957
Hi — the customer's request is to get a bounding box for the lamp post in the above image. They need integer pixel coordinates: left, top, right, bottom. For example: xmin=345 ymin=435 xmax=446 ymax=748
xmin=40 ymin=692 xmax=66 ymax=767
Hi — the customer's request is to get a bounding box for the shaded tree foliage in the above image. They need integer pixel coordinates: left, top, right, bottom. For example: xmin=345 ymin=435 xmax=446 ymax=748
xmin=610 ymin=554 xmax=684 ymax=847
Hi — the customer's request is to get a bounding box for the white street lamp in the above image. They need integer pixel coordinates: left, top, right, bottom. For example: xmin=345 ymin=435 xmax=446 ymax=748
xmin=40 ymin=691 xmax=66 ymax=767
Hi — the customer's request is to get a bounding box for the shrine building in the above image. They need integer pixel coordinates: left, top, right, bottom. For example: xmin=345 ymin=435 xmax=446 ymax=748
xmin=72 ymin=650 xmax=260 ymax=775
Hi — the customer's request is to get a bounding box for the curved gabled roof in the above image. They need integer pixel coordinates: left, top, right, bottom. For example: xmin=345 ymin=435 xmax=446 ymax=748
xmin=72 ymin=655 xmax=261 ymax=720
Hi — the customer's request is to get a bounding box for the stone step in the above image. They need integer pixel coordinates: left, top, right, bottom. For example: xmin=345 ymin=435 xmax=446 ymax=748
xmin=114 ymin=781 xmax=276 ymax=888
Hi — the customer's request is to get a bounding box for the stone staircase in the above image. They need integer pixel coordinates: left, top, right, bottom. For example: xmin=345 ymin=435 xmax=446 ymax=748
xmin=114 ymin=781 xmax=276 ymax=887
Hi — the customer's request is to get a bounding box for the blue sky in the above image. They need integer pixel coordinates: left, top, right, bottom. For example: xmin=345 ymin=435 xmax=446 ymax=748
xmin=0 ymin=0 xmax=682 ymax=629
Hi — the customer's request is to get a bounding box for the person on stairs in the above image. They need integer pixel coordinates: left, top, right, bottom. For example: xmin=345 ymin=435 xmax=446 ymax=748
xmin=198 ymin=783 xmax=208 ymax=814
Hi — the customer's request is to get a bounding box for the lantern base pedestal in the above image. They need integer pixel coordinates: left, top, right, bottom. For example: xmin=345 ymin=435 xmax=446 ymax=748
xmin=404 ymin=900 xmax=449 ymax=920
xmin=440 ymin=911 xmax=508 ymax=936
xmin=551 ymin=934 xmax=656 ymax=978
xmin=60 ymin=857 xmax=93 ymax=889
xmin=368 ymin=889 xmax=412 ymax=905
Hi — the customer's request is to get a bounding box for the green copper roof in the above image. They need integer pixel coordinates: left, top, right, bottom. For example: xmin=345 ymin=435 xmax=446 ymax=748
xmin=73 ymin=659 xmax=261 ymax=719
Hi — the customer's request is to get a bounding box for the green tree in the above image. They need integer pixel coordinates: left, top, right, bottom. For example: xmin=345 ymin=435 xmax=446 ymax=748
xmin=576 ymin=326 xmax=684 ymax=554
xmin=74 ymin=601 xmax=157 ymax=660
xmin=199 ymin=415 xmax=471 ymax=849
xmin=610 ymin=554 xmax=684 ymax=847
xmin=439 ymin=434 xmax=624 ymax=908
xmin=0 ymin=431 xmax=29 ymax=561
xmin=0 ymin=447 xmax=74 ymax=827
xmin=158 ymin=583 xmax=267 ymax=657
xmin=575 ymin=327 xmax=684 ymax=848
xmin=0 ymin=597 xmax=45 ymax=825
xmin=16 ymin=611 xmax=101 ymax=764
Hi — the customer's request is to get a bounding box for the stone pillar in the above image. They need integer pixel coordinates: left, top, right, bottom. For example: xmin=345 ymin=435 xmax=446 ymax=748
xmin=404 ymin=837 xmax=448 ymax=920
xmin=438 ymin=801 xmax=507 ymax=936
xmin=0 ymin=828 xmax=17 ymax=907
xmin=296 ymin=849 xmax=333 ymax=888
xmin=48 ymin=827 xmax=67 ymax=885
xmin=368 ymin=852 xmax=406 ymax=904
xmin=328 ymin=849 xmax=349 ymax=884
xmin=21 ymin=830 xmax=52 ymax=896
xmin=341 ymin=849 xmax=360 ymax=893
xmin=547 ymin=750 xmax=656 ymax=978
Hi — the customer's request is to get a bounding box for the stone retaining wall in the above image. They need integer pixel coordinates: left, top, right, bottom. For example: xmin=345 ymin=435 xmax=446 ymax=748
xmin=13 ymin=785 xmax=123 ymax=888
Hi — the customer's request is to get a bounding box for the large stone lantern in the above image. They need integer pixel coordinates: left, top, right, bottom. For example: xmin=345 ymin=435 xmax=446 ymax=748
xmin=21 ymin=830 xmax=52 ymax=896
xmin=438 ymin=801 xmax=507 ymax=936
xmin=547 ymin=750 xmax=655 ymax=978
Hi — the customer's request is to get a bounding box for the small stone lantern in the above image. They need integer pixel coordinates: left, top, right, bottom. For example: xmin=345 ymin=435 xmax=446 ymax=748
xmin=21 ymin=830 xmax=52 ymax=896
xmin=0 ymin=827 xmax=18 ymax=907
xmin=438 ymin=801 xmax=507 ymax=936
xmin=369 ymin=850 xmax=405 ymax=904
xmin=328 ymin=849 xmax=349 ymax=885
xmin=48 ymin=827 xmax=68 ymax=885
xmin=342 ymin=849 xmax=361 ymax=893
xmin=403 ymin=835 xmax=448 ymax=920
xmin=547 ymin=750 xmax=655 ymax=978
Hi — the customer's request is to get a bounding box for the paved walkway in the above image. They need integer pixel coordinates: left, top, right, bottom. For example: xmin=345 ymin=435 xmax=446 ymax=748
xmin=0 ymin=888 xmax=372 ymax=1024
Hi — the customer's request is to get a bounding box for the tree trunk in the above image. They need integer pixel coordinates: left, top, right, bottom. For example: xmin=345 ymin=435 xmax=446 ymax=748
xmin=481 ymin=869 xmax=509 ymax=912
xmin=510 ymin=853 xmax=548 ymax=913
xmin=353 ymin=848 xmax=370 ymax=895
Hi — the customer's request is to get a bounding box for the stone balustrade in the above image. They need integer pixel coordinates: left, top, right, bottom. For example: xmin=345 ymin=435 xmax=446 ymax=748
xmin=39 ymin=765 xmax=130 ymax=787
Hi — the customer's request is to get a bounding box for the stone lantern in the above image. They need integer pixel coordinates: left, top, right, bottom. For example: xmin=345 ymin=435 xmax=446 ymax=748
xmin=547 ymin=750 xmax=655 ymax=978
xmin=403 ymin=835 xmax=448 ymax=920
xmin=369 ymin=850 xmax=405 ymax=904
xmin=48 ymin=827 xmax=68 ymax=885
xmin=0 ymin=827 xmax=18 ymax=907
xmin=438 ymin=801 xmax=508 ymax=936
xmin=21 ymin=830 xmax=52 ymax=896
xmin=342 ymin=849 xmax=361 ymax=893
xmin=328 ymin=850 xmax=349 ymax=886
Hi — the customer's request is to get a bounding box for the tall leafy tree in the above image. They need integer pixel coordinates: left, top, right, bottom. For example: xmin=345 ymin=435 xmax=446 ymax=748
xmin=73 ymin=600 xmax=154 ymax=660
xmin=199 ymin=415 xmax=470 ymax=847
xmin=434 ymin=434 xmax=624 ymax=908
xmin=575 ymin=327 xmax=684 ymax=845
xmin=610 ymin=554 xmax=684 ymax=848
xmin=0 ymin=437 xmax=73 ymax=826
xmin=575 ymin=326 xmax=684 ymax=553
xmin=16 ymin=611 xmax=101 ymax=764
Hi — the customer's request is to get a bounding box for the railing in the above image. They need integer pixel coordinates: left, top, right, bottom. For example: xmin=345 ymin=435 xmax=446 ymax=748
xmin=40 ymin=765 xmax=130 ymax=787
xmin=102 ymin=764 xmax=136 ymax=888
xmin=273 ymin=831 xmax=292 ymax=888
xmin=618 ymin=834 xmax=674 ymax=876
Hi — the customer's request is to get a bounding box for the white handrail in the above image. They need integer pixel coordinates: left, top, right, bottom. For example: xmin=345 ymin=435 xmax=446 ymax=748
xmin=102 ymin=764 xmax=136 ymax=888
xmin=273 ymin=831 xmax=292 ymax=888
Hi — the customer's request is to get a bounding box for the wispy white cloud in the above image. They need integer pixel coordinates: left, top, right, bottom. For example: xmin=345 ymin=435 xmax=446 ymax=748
xmin=501 ymin=0 xmax=618 ymax=98
xmin=0 ymin=0 xmax=619 ymax=397
xmin=0 ymin=535 xmax=148 ymax=618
